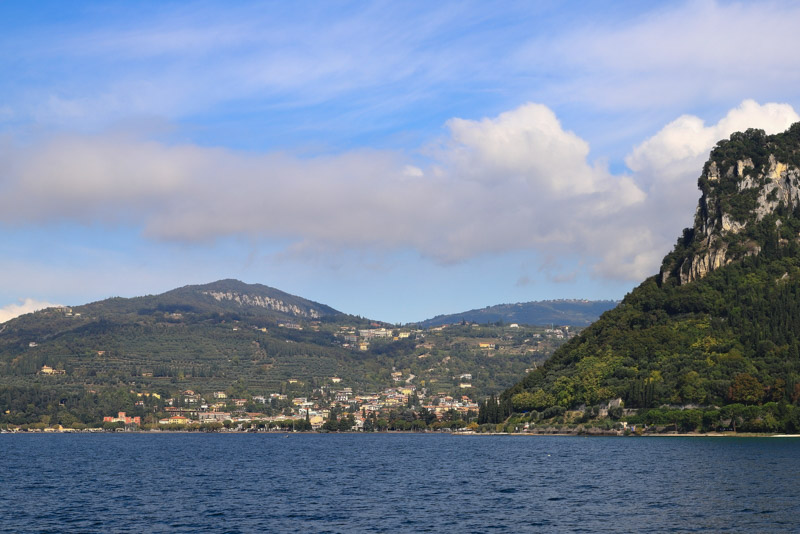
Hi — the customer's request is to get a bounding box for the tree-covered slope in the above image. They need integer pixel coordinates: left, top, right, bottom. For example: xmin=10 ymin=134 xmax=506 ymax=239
xmin=416 ymin=299 xmax=618 ymax=328
xmin=505 ymin=124 xmax=800 ymax=428
xmin=0 ymin=279 xmax=361 ymax=388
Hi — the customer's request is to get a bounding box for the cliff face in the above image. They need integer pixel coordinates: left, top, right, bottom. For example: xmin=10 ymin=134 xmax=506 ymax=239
xmin=660 ymin=125 xmax=800 ymax=285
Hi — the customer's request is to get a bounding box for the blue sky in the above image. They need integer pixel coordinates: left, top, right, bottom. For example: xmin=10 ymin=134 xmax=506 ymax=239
xmin=2 ymin=0 xmax=800 ymax=323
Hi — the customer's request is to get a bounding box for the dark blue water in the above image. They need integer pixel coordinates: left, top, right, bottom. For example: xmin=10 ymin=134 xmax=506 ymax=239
xmin=1 ymin=434 xmax=798 ymax=533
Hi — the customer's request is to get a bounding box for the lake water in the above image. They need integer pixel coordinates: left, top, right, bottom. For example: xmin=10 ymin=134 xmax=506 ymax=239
xmin=1 ymin=433 xmax=798 ymax=533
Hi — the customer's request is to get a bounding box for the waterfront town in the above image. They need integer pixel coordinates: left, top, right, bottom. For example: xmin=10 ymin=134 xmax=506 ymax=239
xmin=91 ymin=382 xmax=482 ymax=432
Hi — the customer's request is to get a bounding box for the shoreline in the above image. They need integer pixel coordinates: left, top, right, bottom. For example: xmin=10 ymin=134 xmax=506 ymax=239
xmin=3 ymin=428 xmax=798 ymax=438
xmin=457 ymin=431 xmax=800 ymax=438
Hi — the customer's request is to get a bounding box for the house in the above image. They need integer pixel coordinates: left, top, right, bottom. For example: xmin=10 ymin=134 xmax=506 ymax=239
xmin=183 ymin=392 xmax=201 ymax=404
xmin=165 ymin=407 xmax=197 ymax=417
xmin=103 ymin=412 xmax=141 ymax=425
xmin=359 ymin=328 xmax=391 ymax=339
xmin=198 ymin=412 xmax=231 ymax=422
xmin=159 ymin=415 xmax=190 ymax=425
xmin=39 ymin=365 xmax=65 ymax=375
xmin=309 ymin=414 xmax=325 ymax=430
xmin=213 ymin=391 xmax=227 ymax=399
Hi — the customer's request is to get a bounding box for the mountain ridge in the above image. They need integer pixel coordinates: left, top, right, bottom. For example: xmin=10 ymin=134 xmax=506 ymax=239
xmin=415 ymin=299 xmax=618 ymax=328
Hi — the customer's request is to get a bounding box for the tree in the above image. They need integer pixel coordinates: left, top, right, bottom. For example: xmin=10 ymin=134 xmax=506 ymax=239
xmin=728 ymin=373 xmax=764 ymax=405
xmin=338 ymin=415 xmax=355 ymax=432
xmin=511 ymin=389 xmax=555 ymax=412
xmin=322 ymin=418 xmax=339 ymax=432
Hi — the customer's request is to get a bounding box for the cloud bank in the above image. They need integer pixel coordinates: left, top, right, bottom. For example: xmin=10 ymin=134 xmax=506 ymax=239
xmin=0 ymin=299 xmax=62 ymax=324
xmin=1 ymin=100 xmax=797 ymax=281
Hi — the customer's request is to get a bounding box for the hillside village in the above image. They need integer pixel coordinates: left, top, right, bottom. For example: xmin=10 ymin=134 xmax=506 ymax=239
xmin=84 ymin=320 xmax=576 ymax=432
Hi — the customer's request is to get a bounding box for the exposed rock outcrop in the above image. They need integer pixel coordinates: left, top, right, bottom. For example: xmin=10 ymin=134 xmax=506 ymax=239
xmin=202 ymin=290 xmax=321 ymax=318
xmin=660 ymin=127 xmax=800 ymax=285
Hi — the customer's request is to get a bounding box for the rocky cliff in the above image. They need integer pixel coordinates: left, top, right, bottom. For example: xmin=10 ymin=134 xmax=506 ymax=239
xmin=660 ymin=125 xmax=800 ymax=285
xmin=201 ymin=290 xmax=323 ymax=318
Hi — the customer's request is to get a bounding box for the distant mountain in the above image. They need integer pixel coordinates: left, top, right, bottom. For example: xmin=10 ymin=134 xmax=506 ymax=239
xmin=504 ymin=124 xmax=800 ymax=433
xmin=78 ymin=278 xmax=342 ymax=321
xmin=416 ymin=300 xmax=618 ymax=328
xmin=0 ymin=279 xmax=357 ymax=382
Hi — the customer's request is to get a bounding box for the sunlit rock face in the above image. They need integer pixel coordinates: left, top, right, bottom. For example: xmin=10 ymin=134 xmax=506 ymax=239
xmin=202 ymin=291 xmax=321 ymax=318
xmin=660 ymin=125 xmax=800 ymax=285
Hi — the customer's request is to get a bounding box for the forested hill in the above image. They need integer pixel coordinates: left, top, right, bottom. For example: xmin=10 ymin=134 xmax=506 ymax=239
xmin=0 ymin=278 xmax=360 ymax=383
xmin=504 ymin=123 xmax=800 ymax=432
xmin=87 ymin=278 xmax=342 ymax=320
xmin=416 ymin=300 xmax=618 ymax=328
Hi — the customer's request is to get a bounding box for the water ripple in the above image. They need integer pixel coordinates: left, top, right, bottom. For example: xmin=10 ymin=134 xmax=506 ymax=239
xmin=1 ymin=434 xmax=799 ymax=532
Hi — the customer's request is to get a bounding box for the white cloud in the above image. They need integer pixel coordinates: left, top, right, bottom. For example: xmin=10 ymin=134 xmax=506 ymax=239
xmin=442 ymin=104 xmax=597 ymax=193
xmin=627 ymin=100 xmax=800 ymax=183
xmin=620 ymin=99 xmax=800 ymax=272
xmin=1 ymin=103 xmax=643 ymax=265
xmin=0 ymin=298 xmax=62 ymax=324
xmin=1 ymin=100 xmax=798 ymax=283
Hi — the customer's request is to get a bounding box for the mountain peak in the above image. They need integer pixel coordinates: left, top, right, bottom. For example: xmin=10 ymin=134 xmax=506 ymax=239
xmin=165 ymin=279 xmax=340 ymax=319
xmin=660 ymin=123 xmax=800 ymax=285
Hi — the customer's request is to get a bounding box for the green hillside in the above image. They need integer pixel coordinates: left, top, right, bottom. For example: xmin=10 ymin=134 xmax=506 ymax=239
xmin=504 ymin=124 xmax=800 ymax=433
xmin=416 ymin=299 xmax=618 ymax=328
xmin=0 ymin=279 xmax=362 ymax=390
